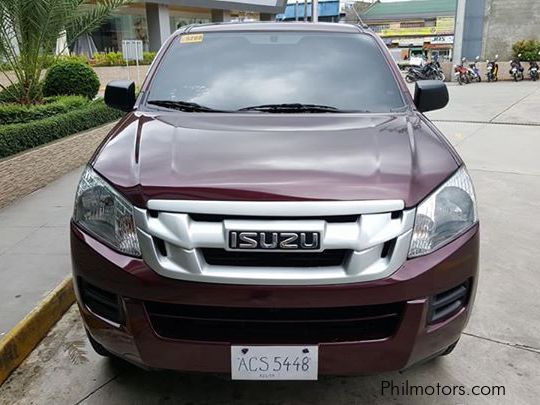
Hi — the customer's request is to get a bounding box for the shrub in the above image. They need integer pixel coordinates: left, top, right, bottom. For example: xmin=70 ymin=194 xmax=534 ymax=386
xmin=512 ymin=40 xmax=540 ymax=61
xmin=0 ymin=96 xmax=88 ymax=125
xmin=0 ymin=83 xmax=43 ymax=104
xmin=42 ymin=54 xmax=90 ymax=68
xmin=43 ymin=61 xmax=100 ymax=99
xmin=92 ymin=51 xmax=157 ymax=67
xmin=93 ymin=51 xmax=124 ymax=67
xmin=0 ymin=100 xmax=123 ymax=159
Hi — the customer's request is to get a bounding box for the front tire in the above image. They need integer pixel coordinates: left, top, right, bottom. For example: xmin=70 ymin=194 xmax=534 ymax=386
xmin=86 ymin=329 xmax=114 ymax=358
xmin=405 ymin=74 xmax=416 ymax=83
xmin=439 ymin=339 xmax=460 ymax=357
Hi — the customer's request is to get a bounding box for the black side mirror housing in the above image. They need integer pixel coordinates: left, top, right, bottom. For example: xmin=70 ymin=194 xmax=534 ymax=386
xmin=413 ymin=80 xmax=449 ymax=113
xmin=105 ymin=80 xmax=136 ymax=112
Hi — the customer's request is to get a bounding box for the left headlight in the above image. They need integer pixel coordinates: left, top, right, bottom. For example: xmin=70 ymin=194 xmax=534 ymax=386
xmin=73 ymin=166 xmax=141 ymax=256
xmin=408 ymin=166 xmax=478 ymax=258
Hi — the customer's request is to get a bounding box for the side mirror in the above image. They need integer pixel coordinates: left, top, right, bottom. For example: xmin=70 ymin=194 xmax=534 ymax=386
xmin=414 ymin=80 xmax=449 ymax=113
xmin=105 ymin=80 xmax=136 ymax=112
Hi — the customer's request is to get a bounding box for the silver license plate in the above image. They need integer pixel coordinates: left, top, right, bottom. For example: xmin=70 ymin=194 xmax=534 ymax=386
xmin=231 ymin=345 xmax=318 ymax=380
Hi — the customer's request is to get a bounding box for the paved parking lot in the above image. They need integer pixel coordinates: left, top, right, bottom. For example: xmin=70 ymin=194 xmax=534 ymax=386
xmin=1 ymin=81 xmax=539 ymax=404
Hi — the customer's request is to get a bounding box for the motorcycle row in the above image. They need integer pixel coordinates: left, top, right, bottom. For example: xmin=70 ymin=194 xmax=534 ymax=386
xmin=405 ymin=52 xmax=540 ymax=84
xmin=454 ymin=52 xmax=540 ymax=85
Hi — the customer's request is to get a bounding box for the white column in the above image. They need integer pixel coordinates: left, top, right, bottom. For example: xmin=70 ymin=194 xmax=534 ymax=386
xmin=146 ymin=3 xmax=171 ymax=52
xmin=452 ymin=0 xmax=467 ymax=80
xmin=311 ymin=0 xmax=319 ymax=22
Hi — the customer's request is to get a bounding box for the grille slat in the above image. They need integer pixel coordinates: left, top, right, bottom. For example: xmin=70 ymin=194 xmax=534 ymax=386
xmin=201 ymin=248 xmax=348 ymax=267
xmin=189 ymin=213 xmax=360 ymax=223
xmin=145 ymin=302 xmax=404 ymax=343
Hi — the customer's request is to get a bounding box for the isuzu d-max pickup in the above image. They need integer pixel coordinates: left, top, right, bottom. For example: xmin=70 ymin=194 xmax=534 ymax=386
xmin=71 ymin=22 xmax=479 ymax=380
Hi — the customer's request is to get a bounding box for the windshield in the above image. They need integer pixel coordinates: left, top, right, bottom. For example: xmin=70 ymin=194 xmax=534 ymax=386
xmin=146 ymin=31 xmax=405 ymax=113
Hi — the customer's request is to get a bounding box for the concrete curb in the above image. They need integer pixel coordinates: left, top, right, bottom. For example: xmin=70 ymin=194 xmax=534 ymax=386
xmin=0 ymin=277 xmax=75 ymax=385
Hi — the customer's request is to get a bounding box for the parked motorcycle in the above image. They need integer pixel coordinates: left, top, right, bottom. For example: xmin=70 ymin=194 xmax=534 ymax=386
xmin=530 ymin=62 xmax=539 ymax=81
xmin=529 ymin=52 xmax=540 ymax=81
xmin=510 ymin=53 xmax=524 ymax=82
xmin=486 ymin=55 xmax=499 ymax=82
xmin=466 ymin=56 xmax=482 ymax=83
xmin=405 ymin=61 xmax=445 ymax=83
xmin=454 ymin=60 xmax=469 ymax=85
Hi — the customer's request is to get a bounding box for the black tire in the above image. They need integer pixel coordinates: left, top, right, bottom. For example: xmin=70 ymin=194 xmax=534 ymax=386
xmin=477 ymin=76 xmax=482 ymax=83
xmin=86 ymin=329 xmax=114 ymax=357
xmin=405 ymin=74 xmax=416 ymax=84
xmin=440 ymin=339 xmax=460 ymax=357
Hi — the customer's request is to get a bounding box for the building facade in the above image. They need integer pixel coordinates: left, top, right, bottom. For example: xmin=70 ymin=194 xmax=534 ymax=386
xmin=91 ymin=0 xmax=287 ymax=52
xmin=361 ymin=0 xmax=457 ymax=62
xmin=277 ymin=1 xmax=341 ymax=22
xmin=481 ymin=0 xmax=539 ymax=60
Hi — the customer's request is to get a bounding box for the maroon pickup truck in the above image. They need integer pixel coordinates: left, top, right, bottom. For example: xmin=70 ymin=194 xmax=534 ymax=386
xmin=71 ymin=22 xmax=479 ymax=380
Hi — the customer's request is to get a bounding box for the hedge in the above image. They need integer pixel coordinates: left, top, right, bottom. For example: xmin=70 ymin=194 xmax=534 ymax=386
xmin=0 ymin=100 xmax=124 ymax=159
xmin=0 ymin=96 xmax=88 ymax=125
xmin=92 ymin=51 xmax=157 ymax=67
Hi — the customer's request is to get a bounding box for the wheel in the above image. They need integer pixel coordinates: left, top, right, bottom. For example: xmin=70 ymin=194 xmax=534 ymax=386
xmin=477 ymin=76 xmax=482 ymax=83
xmin=439 ymin=339 xmax=460 ymax=357
xmin=86 ymin=329 xmax=114 ymax=357
xmin=437 ymin=72 xmax=445 ymax=81
xmin=514 ymin=74 xmax=518 ymax=82
xmin=405 ymin=74 xmax=416 ymax=83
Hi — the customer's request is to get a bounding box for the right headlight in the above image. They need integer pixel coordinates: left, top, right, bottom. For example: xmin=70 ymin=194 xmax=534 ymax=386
xmin=408 ymin=166 xmax=478 ymax=258
xmin=73 ymin=166 xmax=141 ymax=257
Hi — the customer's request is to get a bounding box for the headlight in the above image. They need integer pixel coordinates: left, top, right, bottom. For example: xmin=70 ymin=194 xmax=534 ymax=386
xmin=73 ymin=166 xmax=141 ymax=256
xmin=409 ymin=166 xmax=477 ymax=258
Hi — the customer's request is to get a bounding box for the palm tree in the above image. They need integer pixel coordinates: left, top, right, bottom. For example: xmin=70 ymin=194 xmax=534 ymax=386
xmin=0 ymin=0 xmax=131 ymax=104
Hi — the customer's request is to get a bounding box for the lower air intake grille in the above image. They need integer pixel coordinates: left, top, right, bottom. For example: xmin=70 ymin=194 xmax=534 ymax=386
xmin=145 ymin=302 xmax=404 ymax=343
xmin=79 ymin=279 xmax=123 ymax=324
xmin=201 ymin=249 xmax=348 ymax=267
xmin=428 ymin=280 xmax=470 ymax=324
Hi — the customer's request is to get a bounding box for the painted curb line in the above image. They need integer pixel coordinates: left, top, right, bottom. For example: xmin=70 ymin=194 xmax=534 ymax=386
xmin=0 ymin=276 xmax=75 ymax=385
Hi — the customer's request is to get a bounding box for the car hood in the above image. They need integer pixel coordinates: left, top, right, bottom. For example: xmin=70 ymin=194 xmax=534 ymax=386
xmin=92 ymin=111 xmax=460 ymax=209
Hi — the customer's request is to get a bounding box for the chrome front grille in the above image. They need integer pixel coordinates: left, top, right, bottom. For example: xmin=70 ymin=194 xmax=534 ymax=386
xmin=133 ymin=200 xmax=415 ymax=285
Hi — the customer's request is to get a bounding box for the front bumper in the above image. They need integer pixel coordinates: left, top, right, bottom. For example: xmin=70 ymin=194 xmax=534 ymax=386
xmin=71 ymin=223 xmax=479 ymax=375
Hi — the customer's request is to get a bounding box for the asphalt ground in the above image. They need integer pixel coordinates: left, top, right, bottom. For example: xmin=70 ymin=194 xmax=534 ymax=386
xmin=1 ymin=80 xmax=539 ymax=404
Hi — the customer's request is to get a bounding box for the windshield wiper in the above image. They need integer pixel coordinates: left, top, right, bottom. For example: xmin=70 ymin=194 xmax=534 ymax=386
xmin=147 ymin=100 xmax=224 ymax=113
xmin=238 ymin=103 xmax=344 ymax=113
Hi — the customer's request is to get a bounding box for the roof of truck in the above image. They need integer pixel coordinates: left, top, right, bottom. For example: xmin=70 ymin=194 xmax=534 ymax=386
xmin=183 ymin=22 xmax=364 ymax=34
